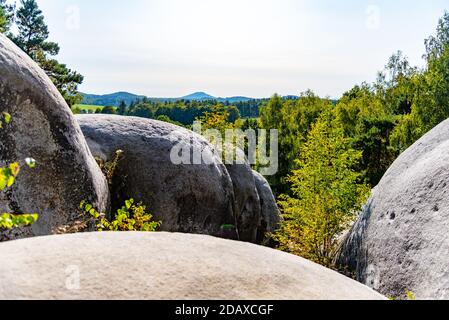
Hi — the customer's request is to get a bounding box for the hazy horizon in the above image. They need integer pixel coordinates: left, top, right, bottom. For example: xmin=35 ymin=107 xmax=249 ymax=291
xmin=26 ymin=0 xmax=449 ymax=98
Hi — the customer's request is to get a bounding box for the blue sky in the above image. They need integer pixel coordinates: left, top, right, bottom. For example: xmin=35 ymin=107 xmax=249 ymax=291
xmin=27 ymin=0 xmax=449 ymax=98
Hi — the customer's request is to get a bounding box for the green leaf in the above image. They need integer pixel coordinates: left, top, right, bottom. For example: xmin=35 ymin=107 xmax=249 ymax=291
xmin=0 ymin=172 xmax=7 ymax=191
xmin=6 ymin=175 xmax=15 ymax=187
xmin=406 ymin=291 xmax=416 ymax=300
xmin=2 ymin=112 xmax=11 ymax=124
xmin=89 ymin=208 xmax=100 ymax=219
xmin=9 ymin=162 xmax=20 ymax=177
xmin=0 ymin=213 xmax=39 ymax=229
xmin=24 ymin=214 xmax=39 ymax=224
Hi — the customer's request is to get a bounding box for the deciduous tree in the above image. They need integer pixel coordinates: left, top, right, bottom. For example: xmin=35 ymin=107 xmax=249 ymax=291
xmin=9 ymin=0 xmax=83 ymax=106
xmin=273 ymin=111 xmax=369 ymax=267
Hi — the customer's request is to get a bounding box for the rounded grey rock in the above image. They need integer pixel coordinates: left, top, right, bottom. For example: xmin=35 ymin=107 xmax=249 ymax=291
xmin=337 ymin=118 xmax=449 ymax=299
xmin=224 ymin=147 xmax=261 ymax=243
xmin=76 ymin=114 xmax=235 ymax=237
xmin=0 ymin=232 xmax=385 ymax=300
xmin=252 ymin=170 xmax=281 ymax=243
xmin=0 ymin=34 xmax=109 ymax=239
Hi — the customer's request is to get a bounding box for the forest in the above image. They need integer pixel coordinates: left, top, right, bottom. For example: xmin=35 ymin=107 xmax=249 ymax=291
xmin=73 ymin=98 xmax=264 ymax=124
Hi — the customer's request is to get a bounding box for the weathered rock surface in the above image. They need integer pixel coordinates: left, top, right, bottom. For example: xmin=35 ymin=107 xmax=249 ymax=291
xmin=337 ymin=118 xmax=449 ymax=299
xmin=77 ymin=114 xmax=236 ymax=237
xmin=0 ymin=34 xmax=109 ymax=239
xmin=252 ymin=170 xmax=281 ymax=243
xmin=0 ymin=232 xmax=385 ymax=300
xmin=225 ymin=148 xmax=261 ymax=242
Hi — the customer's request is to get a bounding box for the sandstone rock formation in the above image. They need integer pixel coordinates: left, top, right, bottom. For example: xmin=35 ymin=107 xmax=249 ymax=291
xmin=0 ymin=232 xmax=385 ymax=300
xmin=0 ymin=34 xmax=109 ymax=239
xmin=77 ymin=114 xmax=236 ymax=237
xmin=337 ymin=118 xmax=449 ymax=299
xmin=253 ymin=170 xmax=281 ymax=243
xmin=225 ymin=147 xmax=261 ymax=242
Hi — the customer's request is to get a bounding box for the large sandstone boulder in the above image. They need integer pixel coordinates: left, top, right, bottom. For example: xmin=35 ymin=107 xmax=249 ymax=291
xmin=0 ymin=34 xmax=109 ymax=239
xmin=337 ymin=118 xmax=449 ymax=299
xmin=253 ymin=170 xmax=281 ymax=243
xmin=76 ymin=114 xmax=236 ymax=237
xmin=0 ymin=232 xmax=385 ymax=300
xmin=224 ymin=148 xmax=261 ymax=243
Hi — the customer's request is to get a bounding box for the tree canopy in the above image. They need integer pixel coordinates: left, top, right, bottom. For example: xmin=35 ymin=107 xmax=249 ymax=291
xmin=273 ymin=111 xmax=369 ymax=267
xmin=0 ymin=0 xmax=14 ymax=33
xmin=1 ymin=0 xmax=83 ymax=106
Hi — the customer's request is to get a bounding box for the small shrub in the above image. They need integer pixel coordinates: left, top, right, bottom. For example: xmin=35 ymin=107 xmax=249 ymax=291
xmin=0 ymin=213 xmax=38 ymax=230
xmin=80 ymin=199 xmax=161 ymax=232
xmin=388 ymin=290 xmax=416 ymax=301
xmin=0 ymin=112 xmax=38 ymax=231
xmin=0 ymin=162 xmax=20 ymax=190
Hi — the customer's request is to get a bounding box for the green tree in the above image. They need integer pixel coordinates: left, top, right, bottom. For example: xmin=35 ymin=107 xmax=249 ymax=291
xmin=36 ymin=52 xmax=84 ymax=106
xmin=335 ymin=84 xmax=398 ymax=186
xmin=389 ymin=113 xmax=423 ymax=152
xmin=350 ymin=116 xmax=398 ymax=186
xmin=11 ymin=0 xmax=59 ymax=58
xmin=101 ymin=106 xmax=117 ymax=115
xmin=197 ymin=109 xmax=235 ymax=134
xmin=273 ymin=111 xmax=370 ymax=268
xmin=9 ymin=0 xmax=83 ymax=106
xmin=381 ymin=51 xmax=417 ymax=116
xmin=388 ymin=12 xmax=449 ymax=152
xmin=118 ymin=100 xmax=127 ymax=115
xmin=415 ymin=47 xmax=449 ymax=133
xmin=425 ymin=11 xmax=449 ymax=61
xmin=223 ymin=105 xmax=241 ymax=123
xmin=0 ymin=0 xmax=14 ymax=33
xmin=260 ymin=92 xmax=332 ymax=195
xmin=0 ymin=6 xmax=7 ymax=33
xmin=260 ymin=94 xmax=295 ymax=195
xmin=128 ymin=103 xmax=154 ymax=119
xmin=156 ymin=114 xmax=183 ymax=127
xmin=71 ymin=106 xmax=83 ymax=115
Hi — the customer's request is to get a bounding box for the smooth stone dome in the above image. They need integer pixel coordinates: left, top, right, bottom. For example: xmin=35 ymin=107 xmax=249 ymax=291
xmin=224 ymin=147 xmax=262 ymax=243
xmin=0 ymin=34 xmax=109 ymax=239
xmin=252 ymin=170 xmax=281 ymax=243
xmin=0 ymin=232 xmax=385 ymax=300
xmin=76 ymin=114 xmax=236 ymax=237
xmin=337 ymin=118 xmax=449 ymax=299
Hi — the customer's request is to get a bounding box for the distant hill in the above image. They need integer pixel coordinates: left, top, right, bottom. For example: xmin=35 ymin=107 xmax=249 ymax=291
xmin=180 ymin=93 xmax=253 ymax=103
xmin=80 ymin=91 xmax=254 ymax=106
xmin=181 ymin=92 xmax=215 ymax=101
xmin=221 ymin=96 xmax=253 ymax=103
